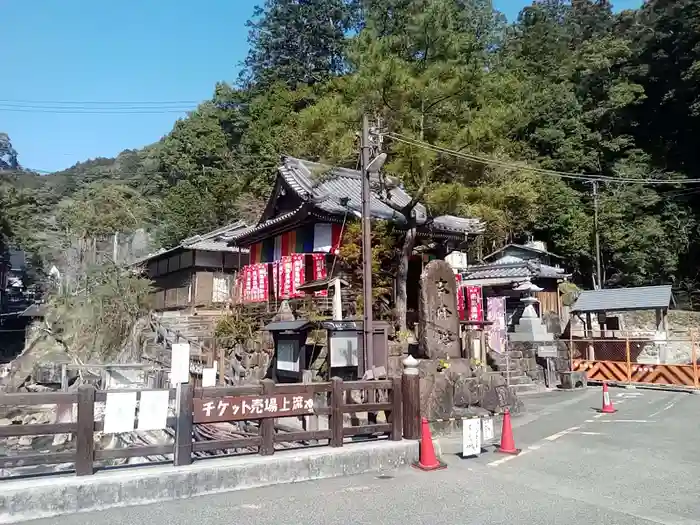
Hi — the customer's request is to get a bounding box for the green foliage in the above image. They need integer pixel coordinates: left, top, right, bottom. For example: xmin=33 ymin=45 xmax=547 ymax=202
xmin=338 ymin=221 xmax=400 ymax=317
xmin=5 ymin=0 xmax=700 ymax=300
xmin=44 ymin=263 xmax=153 ymax=363
xmin=242 ymin=0 xmax=358 ymax=89
xmin=56 ymin=183 xmax=153 ymax=239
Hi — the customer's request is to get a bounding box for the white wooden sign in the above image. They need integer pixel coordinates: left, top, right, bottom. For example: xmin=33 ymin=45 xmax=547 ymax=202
xmin=202 ymin=360 xmax=218 ymax=387
xmin=103 ymin=392 xmax=138 ymax=434
xmin=462 ymin=417 xmax=482 ymax=457
xmin=481 ymin=417 xmax=494 ymax=442
xmin=137 ymin=390 xmax=170 ymax=431
xmin=170 ymin=343 xmax=191 ymax=385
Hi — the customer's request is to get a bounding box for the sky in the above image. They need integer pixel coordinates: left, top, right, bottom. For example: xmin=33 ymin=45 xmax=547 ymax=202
xmin=3 ymin=0 xmax=643 ymax=173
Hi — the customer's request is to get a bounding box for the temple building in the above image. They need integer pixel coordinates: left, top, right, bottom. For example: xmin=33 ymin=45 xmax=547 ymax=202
xmin=225 ymin=156 xmax=485 ymax=317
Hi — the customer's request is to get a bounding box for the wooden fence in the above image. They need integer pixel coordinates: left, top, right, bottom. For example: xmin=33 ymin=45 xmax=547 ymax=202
xmin=0 ymin=372 xmax=421 ymax=477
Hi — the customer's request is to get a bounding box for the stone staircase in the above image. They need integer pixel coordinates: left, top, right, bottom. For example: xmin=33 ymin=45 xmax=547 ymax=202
xmin=488 ymin=348 xmax=545 ymax=394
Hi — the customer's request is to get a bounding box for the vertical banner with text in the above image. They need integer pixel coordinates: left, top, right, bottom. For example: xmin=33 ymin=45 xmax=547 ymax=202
xmin=466 ymin=285 xmax=483 ymax=322
xmin=313 ymin=253 xmax=328 ymax=297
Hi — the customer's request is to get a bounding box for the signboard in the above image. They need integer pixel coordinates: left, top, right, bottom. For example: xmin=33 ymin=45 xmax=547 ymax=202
xmin=466 ymin=285 xmax=483 ymax=322
xmin=313 ymin=253 xmax=328 ymax=297
xmin=193 ymin=393 xmax=315 ymax=423
xmin=170 ymin=342 xmax=191 ymax=385
xmin=291 ymin=253 xmax=305 ymax=297
xmin=455 ymin=274 xmax=465 ymax=321
xmin=279 ymin=256 xmax=293 ymax=298
xmin=462 ymin=417 xmax=482 ymax=457
xmin=537 ymin=345 xmax=558 ymax=358
xmin=137 ymin=390 xmax=170 ymax=431
xmin=481 ymin=417 xmax=494 ymax=442
xmin=103 ymin=392 xmax=138 ymax=434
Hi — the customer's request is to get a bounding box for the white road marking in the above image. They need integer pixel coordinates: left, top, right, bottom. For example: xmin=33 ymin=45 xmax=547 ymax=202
xmin=488 ymin=449 xmax=531 ymax=467
xmin=649 ymin=400 xmax=677 ymax=418
xmin=544 ymin=426 xmax=580 ymax=441
xmin=342 ymin=486 xmax=372 ymax=493
xmin=590 ymin=419 xmax=654 ymax=423
xmin=240 ymin=504 xmax=262 ymax=510
xmin=593 ymin=413 xmax=605 ymax=419
xmin=616 ymin=392 xmax=643 ymax=398
xmin=574 ymin=431 xmax=603 ymax=435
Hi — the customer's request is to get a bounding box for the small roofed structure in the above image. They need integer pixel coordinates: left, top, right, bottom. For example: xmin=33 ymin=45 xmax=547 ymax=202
xmin=569 ymin=285 xmax=674 ymax=363
xmin=134 ymin=221 xmax=250 ymax=311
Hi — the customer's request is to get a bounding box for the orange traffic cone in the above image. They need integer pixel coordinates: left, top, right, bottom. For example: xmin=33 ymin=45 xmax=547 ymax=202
xmin=412 ymin=417 xmax=447 ymax=471
xmin=496 ymin=408 xmax=521 ymax=455
xmin=599 ymin=382 xmax=617 ymax=413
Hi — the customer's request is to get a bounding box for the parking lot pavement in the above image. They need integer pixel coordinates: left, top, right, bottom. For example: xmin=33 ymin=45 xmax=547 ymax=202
xmin=22 ymin=387 xmax=700 ymax=525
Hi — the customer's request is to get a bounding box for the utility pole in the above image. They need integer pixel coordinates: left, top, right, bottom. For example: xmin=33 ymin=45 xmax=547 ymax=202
xmin=592 ymin=180 xmax=603 ymax=290
xmin=360 ymin=114 xmax=374 ymax=374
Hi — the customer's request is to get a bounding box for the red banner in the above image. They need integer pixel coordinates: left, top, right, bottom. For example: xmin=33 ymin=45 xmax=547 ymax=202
xmin=466 ymin=285 xmax=483 ymax=322
xmin=279 ymin=256 xmax=293 ymax=299
xmin=455 ymin=274 xmax=465 ymax=321
xmin=243 ymin=265 xmax=253 ymax=302
xmin=313 ymin=254 xmax=327 ymax=297
xmin=240 ymin=263 xmax=269 ymax=303
xmin=272 ymin=260 xmax=279 ymax=299
xmin=291 ymin=253 xmax=305 ymax=297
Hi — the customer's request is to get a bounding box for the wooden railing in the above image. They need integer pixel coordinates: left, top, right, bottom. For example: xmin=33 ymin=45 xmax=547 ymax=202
xmin=0 ymin=364 xmax=421 ymax=477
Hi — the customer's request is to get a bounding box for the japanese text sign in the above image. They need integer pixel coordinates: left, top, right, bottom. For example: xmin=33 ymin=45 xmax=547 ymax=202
xmin=466 ymin=285 xmax=483 ymax=322
xmin=193 ymin=393 xmax=315 ymax=423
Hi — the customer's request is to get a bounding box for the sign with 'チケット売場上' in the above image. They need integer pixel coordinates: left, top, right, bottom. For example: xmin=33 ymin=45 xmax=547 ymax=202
xmin=193 ymin=394 xmax=315 ymax=423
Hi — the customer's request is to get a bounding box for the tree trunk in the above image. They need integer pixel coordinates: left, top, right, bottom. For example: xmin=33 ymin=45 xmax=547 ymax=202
xmin=396 ymin=226 xmax=417 ymax=333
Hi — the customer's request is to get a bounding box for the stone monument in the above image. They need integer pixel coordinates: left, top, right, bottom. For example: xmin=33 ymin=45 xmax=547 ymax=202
xmin=418 ymin=260 xmax=461 ymax=359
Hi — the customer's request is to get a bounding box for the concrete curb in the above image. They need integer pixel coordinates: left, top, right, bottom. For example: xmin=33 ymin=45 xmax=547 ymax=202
xmin=0 ymin=440 xmax=419 ymax=524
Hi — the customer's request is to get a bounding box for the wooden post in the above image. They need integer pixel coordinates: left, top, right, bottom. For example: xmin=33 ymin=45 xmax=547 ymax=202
xmin=174 ymin=383 xmax=193 ymax=466
xmin=330 ymin=377 xmax=344 ymax=447
xmin=75 ymin=384 xmax=95 ymax=476
xmin=259 ymin=379 xmax=275 ymax=455
xmin=401 ymin=355 xmax=420 ymax=440
xmin=390 ymin=376 xmax=402 ymax=441
xmin=692 ymin=331 xmax=698 ymax=390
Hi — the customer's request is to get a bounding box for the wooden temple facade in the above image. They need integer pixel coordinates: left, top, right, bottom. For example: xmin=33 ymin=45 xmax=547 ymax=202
xmin=224 ymin=156 xmax=485 ymax=317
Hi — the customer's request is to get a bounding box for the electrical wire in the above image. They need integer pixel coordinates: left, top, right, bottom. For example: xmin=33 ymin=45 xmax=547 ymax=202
xmin=0 ymin=105 xmax=196 ymax=114
xmin=0 ymin=98 xmax=203 ymax=106
xmin=384 ymin=132 xmax=700 ymax=185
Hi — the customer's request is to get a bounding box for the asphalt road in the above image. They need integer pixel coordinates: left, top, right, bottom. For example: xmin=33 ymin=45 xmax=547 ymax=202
xmin=24 ymin=387 xmax=700 ymax=525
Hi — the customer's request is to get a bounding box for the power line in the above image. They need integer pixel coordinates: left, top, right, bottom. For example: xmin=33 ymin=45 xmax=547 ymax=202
xmin=24 ymin=165 xmax=281 ymax=176
xmin=0 ymin=98 xmax=203 ymax=106
xmin=0 ymin=105 xmax=196 ymax=114
xmin=384 ymin=132 xmax=700 ymax=185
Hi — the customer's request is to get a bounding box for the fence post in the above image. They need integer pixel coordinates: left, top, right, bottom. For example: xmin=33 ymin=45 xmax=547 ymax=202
xmin=692 ymin=331 xmax=698 ymax=390
xmin=390 ymin=376 xmax=402 ymax=441
xmin=259 ymin=379 xmax=276 ymax=455
xmin=75 ymin=384 xmax=95 ymax=476
xmin=330 ymin=377 xmax=344 ymax=447
xmin=174 ymin=383 xmax=193 ymax=466
xmin=401 ymin=355 xmax=420 ymax=440
xmin=625 ymin=335 xmax=632 ymax=385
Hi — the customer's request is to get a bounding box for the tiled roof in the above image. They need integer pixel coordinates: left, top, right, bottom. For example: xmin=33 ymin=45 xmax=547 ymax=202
xmin=483 ymin=243 xmax=563 ymax=262
xmin=251 ymin=156 xmax=484 ymax=235
xmin=463 ymin=255 xmax=568 ymax=281
xmin=571 ymin=285 xmax=672 ymax=313
xmin=133 ymin=221 xmax=249 ymax=265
